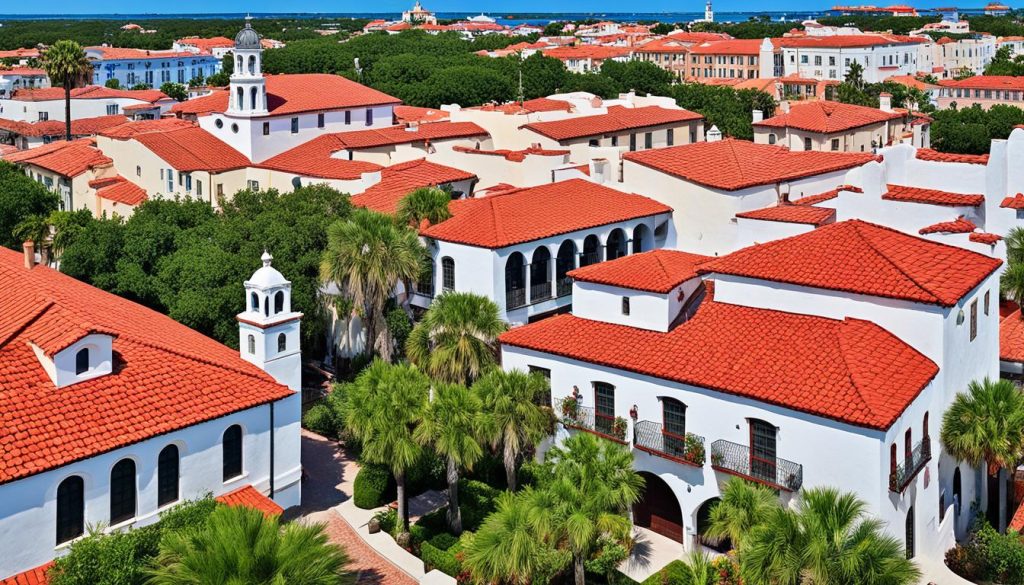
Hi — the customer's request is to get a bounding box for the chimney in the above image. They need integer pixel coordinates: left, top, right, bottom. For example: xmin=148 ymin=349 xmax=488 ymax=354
xmin=22 ymin=240 xmax=34 ymax=269
xmin=879 ymin=92 xmax=893 ymax=112
xmin=706 ymin=125 xmax=723 ymax=142
xmin=752 ymin=109 xmax=764 ymax=123
xmin=779 ymin=100 xmax=791 ymax=114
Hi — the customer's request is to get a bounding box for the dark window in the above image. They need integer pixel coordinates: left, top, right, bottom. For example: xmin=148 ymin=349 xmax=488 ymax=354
xmin=274 ymin=291 xmax=284 ymax=314
xmin=953 ymin=467 xmax=962 ymax=516
xmin=417 ymin=261 xmax=434 ymax=297
xmin=970 ymin=300 xmax=978 ymax=341
xmin=365 ymin=109 xmax=373 ymax=126
xmin=594 ymin=382 xmax=615 ymax=436
xmin=905 ymin=428 xmax=913 ymax=462
xmin=611 ymin=135 xmax=618 ymax=147
xmin=662 ymin=398 xmax=687 ymax=457
xmin=528 ymin=366 xmax=552 ymax=407
xmin=923 ymin=412 xmax=929 ymax=438
xmin=223 ymin=425 xmax=243 ymax=481
xmin=345 ymin=110 xmax=352 ymax=124
xmin=75 ymin=348 xmax=90 ymax=375
xmin=985 ymin=291 xmax=991 ymax=315
xmin=666 ymin=128 xmax=674 ymax=146
xmin=317 ymin=112 xmax=325 ymax=128
xmin=290 ymin=117 xmax=299 ymax=133
xmin=644 ymin=132 xmax=652 ymax=149
xmin=906 ymin=506 xmax=915 ymax=559
xmin=109 ymin=459 xmax=136 ymax=525
xmin=831 ymin=138 xmax=840 ymax=151
xmin=247 ymin=334 xmax=255 ymax=354
xmin=262 ymin=122 xmax=270 ymax=135
xmin=750 ymin=419 xmax=777 ymax=484
xmin=621 ymin=297 xmax=630 ymax=315
xmin=157 ymin=445 xmax=179 ymax=507
xmin=589 ymin=138 xmax=599 ymax=147
xmin=277 ymin=333 xmax=286 ymax=353
xmin=56 ymin=476 xmax=85 ymax=545
xmin=804 ymin=137 xmax=813 ymax=151
xmin=768 ymin=133 xmax=776 ymax=145
xmin=442 ymin=257 xmax=455 ymax=292
xmin=890 ymin=443 xmax=897 ymax=478
xmin=629 ymin=134 xmax=637 ymax=152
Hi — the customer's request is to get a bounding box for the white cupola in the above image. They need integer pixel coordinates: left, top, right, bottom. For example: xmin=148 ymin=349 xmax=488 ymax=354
xmin=227 ymin=15 xmax=268 ymax=117
xmin=238 ymin=251 xmax=302 ymax=390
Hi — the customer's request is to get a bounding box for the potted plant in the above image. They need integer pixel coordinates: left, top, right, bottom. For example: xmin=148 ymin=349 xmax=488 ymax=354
xmin=684 ymin=433 xmax=706 ymax=466
xmin=710 ymin=450 xmax=725 ymax=467
xmin=560 ymin=395 xmax=579 ymax=423
xmin=611 ymin=417 xmax=629 ymax=441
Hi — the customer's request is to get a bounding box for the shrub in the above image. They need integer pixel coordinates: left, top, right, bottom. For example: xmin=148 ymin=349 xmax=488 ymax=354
xmin=977 ymin=522 xmax=1024 ymax=584
xmin=428 ymin=532 xmax=459 ymax=551
xmin=641 ymin=560 xmax=690 ymax=585
xmin=421 ymin=541 xmax=462 ymax=576
xmin=412 ymin=508 xmax=448 ymax=545
xmin=464 ymin=451 xmax=507 ymax=489
xmin=407 ymin=450 xmax=446 ymax=494
xmin=373 ymin=508 xmax=398 ymax=536
xmin=302 ymin=403 xmax=337 ymax=438
xmin=459 ymin=479 xmax=500 ymax=531
xmin=517 ymin=459 xmax=550 ymax=489
xmin=353 ymin=464 xmax=393 ymax=509
xmin=385 ymin=306 xmax=412 ymax=359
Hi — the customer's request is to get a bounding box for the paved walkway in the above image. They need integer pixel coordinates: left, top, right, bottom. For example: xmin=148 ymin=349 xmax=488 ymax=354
xmin=619 ymin=527 xmax=685 ymax=582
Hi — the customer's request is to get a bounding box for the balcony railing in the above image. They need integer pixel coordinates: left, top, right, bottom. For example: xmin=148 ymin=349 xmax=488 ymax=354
xmin=709 ymin=439 xmax=803 ymax=492
xmin=530 ymin=281 xmax=553 ymax=303
xmin=633 ymin=420 xmax=705 ymax=467
xmin=556 ymin=276 xmax=572 ymax=298
xmin=506 ymin=287 xmax=526 ymax=310
xmin=580 ymin=251 xmax=601 ymax=266
xmin=890 ymin=438 xmax=931 ymax=493
xmin=561 ymin=403 xmax=627 ymax=443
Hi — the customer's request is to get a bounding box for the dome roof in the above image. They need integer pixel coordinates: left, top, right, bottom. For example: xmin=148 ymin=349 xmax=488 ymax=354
xmin=247 ymin=251 xmax=288 ymax=288
xmin=235 ymin=17 xmax=262 ymax=50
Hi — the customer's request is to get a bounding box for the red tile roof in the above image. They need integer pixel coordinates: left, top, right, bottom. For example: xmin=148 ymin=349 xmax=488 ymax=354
xmin=133 ymin=127 xmax=250 ymax=172
xmin=624 ymin=139 xmax=877 ymax=191
xmin=0 ymin=562 xmax=52 ymax=585
xmin=351 ymin=159 xmax=476 ymax=214
xmin=258 ymin=136 xmax=381 ymax=180
xmin=500 ymin=300 xmax=938 ymax=430
xmin=735 ymin=204 xmax=836 ymax=226
xmin=688 ymin=39 xmax=769 ymax=55
xmin=915 ymin=148 xmax=988 ymax=165
xmin=523 ymin=106 xmax=702 ymax=142
xmin=0 ymin=249 xmax=294 ymax=485
xmin=1001 ymin=193 xmax=1024 ymax=209
xmin=779 ymin=34 xmax=924 ymax=48
xmin=970 ymin=232 xmax=1003 ymax=244
xmin=883 ymin=184 xmax=984 ymax=207
xmin=85 ymin=46 xmax=197 ymax=60
xmin=701 ymin=220 xmax=999 ymax=307
xmin=174 ymin=36 xmax=235 ymax=51
xmin=419 ymin=179 xmax=671 ymax=248
xmin=315 ymin=122 xmax=488 ymax=150
xmin=794 ymin=185 xmax=862 ymax=206
xmin=169 ymin=74 xmax=399 ymax=117
xmin=216 ymin=485 xmax=284 ymax=518
xmin=99 ymin=118 xmax=195 ymax=139
xmin=542 ymin=45 xmax=632 ymax=61
xmin=12 ymin=86 xmax=168 ymax=103
xmin=468 ymin=97 xmax=574 ymax=115
xmin=451 ymin=145 xmax=569 ymax=162
xmin=4 ymin=139 xmax=112 ymax=178
xmin=918 ymin=216 xmax=977 ymax=235
xmin=393 ymin=105 xmax=450 ymax=124
xmin=939 ymin=75 xmax=1024 ymax=91
xmin=90 ymin=175 xmax=148 ymax=206
xmin=0 ymin=115 xmax=128 ymax=138
xmin=568 ymin=249 xmax=712 ymax=293
xmin=1001 ymin=310 xmax=1024 ymax=364
xmin=635 ymin=37 xmax=691 ymax=54
xmin=754 ymin=100 xmax=903 ymax=133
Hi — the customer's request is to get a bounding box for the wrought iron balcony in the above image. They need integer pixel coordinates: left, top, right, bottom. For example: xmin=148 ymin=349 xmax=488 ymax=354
xmin=530 ymin=281 xmax=552 ymax=303
xmin=506 ymin=287 xmax=526 ymax=310
xmin=633 ymin=420 xmax=705 ymax=467
xmin=561 ymin=403 xmax=627 ymax=443
xmin=556 ymin=276 xmax=572 ymax=298
xmin=413 ymin=280 xmax=434 ymax=298
xmin=580 ymin=251 xmax=601 ymax=267
xmin=709 ymin=439 xmax=803 ymax=492
xmin=890 ymin=438 xmax=931 ymax=493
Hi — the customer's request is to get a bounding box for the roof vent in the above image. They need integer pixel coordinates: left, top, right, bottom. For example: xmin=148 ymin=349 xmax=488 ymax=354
xmin=706 ymin=125 xmax=723 ymax=142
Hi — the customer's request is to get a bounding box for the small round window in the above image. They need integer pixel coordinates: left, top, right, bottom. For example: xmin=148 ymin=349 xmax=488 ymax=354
xmin=231 ymin=123 xmax=239 ymax=134
xmin=214 ymin=118 xmax=223 ymax=129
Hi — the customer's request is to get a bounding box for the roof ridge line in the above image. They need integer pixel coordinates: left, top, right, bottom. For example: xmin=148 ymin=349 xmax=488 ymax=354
xmin=851 ymin=221 xmax=942 ymax=304
xmin=833 ymin=318 xmax=881 ymax=419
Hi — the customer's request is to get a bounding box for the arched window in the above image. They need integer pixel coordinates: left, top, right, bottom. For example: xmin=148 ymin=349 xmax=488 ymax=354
xmin=250 ymin=86 xmax=257 ymax=110
xmin=923 ymin=412 xmax=929 ymax=438
xmin=250 ymin=292 xmax=260 ymax=312
xmin=277 ymin=333 xmax=286 ymax=353
xmin=662 ymin=398 xmax=687 ymax=458
xmin=75 ymin=348 xmax=89 ymax=375
xmin=56 ymin=475 xmax=84 ymax=545
xmin=109 ymin=459 xmax=136 ymax=525
xmin=905 ymin=506 xmax=915 ymax=559
xmin=223 ymin=425 xmax=243 ymax=481
xmin=247 ymin=334 xmax=255 ymax=354
xmin=953 ymin=467 xmax=962 ymax=516
xmin=582 ymin=234 xmax=602 ymax=266
xmin=274 ymin=291 xmax=284 ymax=314
xmin=768 ymin=133 xmax=777 ymax=145
xmin=442 ymin=257 xmax=455 ymax=292
xmin=749 ymin=419 xmax=777 ymax=485
xmin=264 ymin=297 xmax=269 ymax=317
xmin=606 ymin=228 xmax=627 ymax=261
xmin=594 ymin=382 xmax=615 ymax=436
xmin=248 ymin=55 xmax=256 ymax=75
xmin=632 ymin=224 xmax=650 ymax=254
xmin=504 ymin=252 xmax=526 ymax=309
xmin=530 ymin=247 xmax=552 ymax=303
xmin=157 ymin=445 xmax=179 ymax=507
xmin=236 ymin=87 xmax=244 ymax=111
xmin=555 ymin=240 xmax=576 ymax=298
xmin=236 ymin=55 xmax=243 ymax=73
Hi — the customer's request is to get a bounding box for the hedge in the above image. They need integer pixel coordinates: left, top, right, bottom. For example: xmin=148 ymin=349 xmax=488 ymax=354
xmin=353 ymin=464 xmax=392 ymax=509
xmin=301 ymin=403 xmax=336 ymax=438
xmin=421 ymin=541 xmax=462 ymax=576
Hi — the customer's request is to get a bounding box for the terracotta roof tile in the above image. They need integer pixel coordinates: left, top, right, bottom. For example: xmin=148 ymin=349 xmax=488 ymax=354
xmin=884 ymin=184 xmax=984 ymax=207
xmin=568 ymin=249 xmax=712 ymax=293
xmin=939 ymin=75 xmax=1024 ymax=90
xmin=451 ymin=145 xmax=569 ymax=162
xmin=393 ymin=105 xmax=450 ymax=124
xmin=468 ymin=98 xmax=573 ymax=115
xmin=701 ymin=219 xmax=1000 ymax=307
xmin=688 ymin=39 xmax=770 ymax=55
xmin=99 ymin=118 xmax=195 ymax=139
xmin=0 ymin=115 xmax=128 ymax=138
xmin=351 ymin=159 xmax=476 ymax=214
xmin=1010 ymin=494 xmax=1024 ymax=532
xmin=0 ymin=249 xmax=293 ymax=485
xmin=754 ymin=101 xmax=903 ymax=133
xmin=542 ymin=45 xmax=632 ymax=61
xmin=215 ymin=485 xmax=283 ymax=518
xmin=794 ymin=185 xmax=862 ymax=206
xmin=523 ymin=106 xmax=701 ymax=141
xmin=735 ymin=204 xmax=836 ymax=226
xmin=133 ymin=127 xmax=250 ymax=172
xmin=315 ymin=122 xmax=488 ymax=150
xmin=168 ymin=90 xmax=229 ymax=116
xmin=1002 ymin=194 xmax=1024 ymax=209
xmin=85 ymin=46 xmax=197 ymax=60
xmin=918 ymin=216 xmax=977 ymax=235
xmin=4 ymin=140 xmax=111 ymax=178
xmin=1001 ymin=310 xmax=1024 ymax=364
xmin=12 ymin=86 xmax=168 ymax=103
xmin=90 ymin=175 xmax=148 ymax=206
xmin=624 ymin=139 xmax=876 ymax=191
xmin=0 ymin=561 xmax=53 ymax=585
xmin=420 ymin=179 xmax=671 ymax=248
xmin=258 ymin=136 xmax=380 ymax=181
xmin=500 ymin=301 xmax=938 ymax=430
xmin=970 ymin=232 xmax=1003 ymax=244
xmin=915 ymin=148 xmax=989 ymax=165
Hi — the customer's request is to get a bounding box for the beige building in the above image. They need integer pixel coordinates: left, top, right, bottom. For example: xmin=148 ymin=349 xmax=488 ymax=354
xmin=937 ymin=75 xmax=1024 ymax=110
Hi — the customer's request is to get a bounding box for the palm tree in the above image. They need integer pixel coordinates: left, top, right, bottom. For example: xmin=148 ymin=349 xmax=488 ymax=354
xmin=1002 ymin=262 xmax=1024 ymax=308
xmin=672 ymin=551 xmax=717 ymax=585
xmin=472 ymin=368 xmax=551 ymax=490
xmin=704 ymin=478 xmax=778 ymax=552
xmin=464 ymin=490 xmax=569 ymax=585
xmin=396 ymin=187 xmax=452 ymax=227
xmin=413 ymin=382 xmax=483 ymax=535
xmin=742 ymin=487 xmax=920 ymax=585
xmin=13 ymin=214 xmax=51 ymax=266
xmin=1005 ymin=226 xmax=1024 ymax=266
xmin=406 ymin=292 xmax=507 ymax=385
xmin=344 ymin=359 xmax=430 ymax=531
xmin=526 ymin=432 xmax=644 ymax=585
xmin=42 ymin=40 xmax=91 ymax=142
xmin=941 ymin=377 xmax=1024 ymax=532
xmin=147 ymin=505 xmax=350 ymax=584
xmin=321 ymin=209 xmax=425 ymax=361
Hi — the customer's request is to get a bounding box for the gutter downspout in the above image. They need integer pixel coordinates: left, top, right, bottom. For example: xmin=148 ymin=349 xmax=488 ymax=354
xmin=269 ymin=400 xmax=275 ymax=498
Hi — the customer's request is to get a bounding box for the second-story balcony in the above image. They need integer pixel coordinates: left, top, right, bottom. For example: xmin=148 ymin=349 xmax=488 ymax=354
xmin=506 ymin=287 xmax=526 ymax=310
xmin=556 ymin=276 xmax=572 ymax=298
xmin=633 ymin=420 xmax=705 ymax=467
xmin=560 ymin=399 xmax=627 ymax=444
xmin=709 ymin=439 xmax=803 ymax=492
xmin=890 ymin=437 xmax=931 ymax=493
xmin=530 ymin=281 xmax=553 ymax=303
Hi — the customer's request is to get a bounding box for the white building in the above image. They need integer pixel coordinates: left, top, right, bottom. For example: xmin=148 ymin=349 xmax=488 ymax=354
xmin=0 ymin=86 xmax=173 ymax=123
xmin=0 ymin=247 xmax=302 ymax=581
xmin=776 ymin=34 xmax=927 ymax=83
xmin=501 ymin=221 xmax=1001 ymax=580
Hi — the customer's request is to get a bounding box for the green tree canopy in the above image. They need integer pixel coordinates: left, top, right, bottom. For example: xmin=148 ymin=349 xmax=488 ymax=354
xmin=0 ymin=161 xmax=60 ymax=250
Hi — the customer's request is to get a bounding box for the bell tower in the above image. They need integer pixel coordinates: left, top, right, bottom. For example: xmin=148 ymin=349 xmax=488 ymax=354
xmin=237 ymin=251 xmax=302 ymax=391
xmin=227 ymin=15 xmax=268 ymax=117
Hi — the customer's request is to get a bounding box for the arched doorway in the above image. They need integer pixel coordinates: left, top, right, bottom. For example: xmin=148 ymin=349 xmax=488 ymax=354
xmin=530 ymin=247 xmax=552 ymax=302
xmin=607 ymin=228 xmax=627 ymax=261
xmin=582 ymin=235 xmax=602 ymax=266
xmin=696 ymin=498 xmax=730 ymax=552
xmin=505 ymin=252 xmax=526 ymax=309
xmin=632 ymin=224 xmax=651 ymax=254
xmin=555 ymin=240 xmax=576 ymax=297
xmin=633 ymin=472 xmax=683 ymax=543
